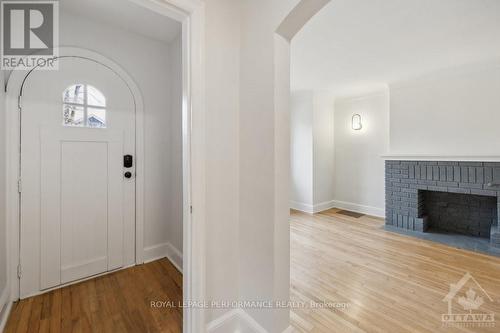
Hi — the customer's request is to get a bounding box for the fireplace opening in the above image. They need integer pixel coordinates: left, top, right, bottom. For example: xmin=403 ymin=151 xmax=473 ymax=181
xmin=419 ymin=190 xmax=497 ymax=238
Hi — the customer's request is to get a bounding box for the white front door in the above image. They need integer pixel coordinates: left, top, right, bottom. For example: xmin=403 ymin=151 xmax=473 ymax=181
xmin=20 ymin=57 xmax=136 ymax=297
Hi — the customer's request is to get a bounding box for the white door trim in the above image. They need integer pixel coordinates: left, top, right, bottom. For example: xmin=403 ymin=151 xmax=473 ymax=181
xmin=5 ymin=1 xmax=206 ymax=332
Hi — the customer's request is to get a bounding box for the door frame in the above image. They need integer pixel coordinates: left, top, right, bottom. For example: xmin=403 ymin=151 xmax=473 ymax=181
xmin=11 ymin=48 xmax=144 ymax=297
xmin=4 ymin=1 xmax=206 ymax=332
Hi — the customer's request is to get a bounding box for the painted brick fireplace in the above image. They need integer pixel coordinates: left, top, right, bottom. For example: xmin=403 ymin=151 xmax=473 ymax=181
xmin=385 ymin=160 xmax=500 ymax=249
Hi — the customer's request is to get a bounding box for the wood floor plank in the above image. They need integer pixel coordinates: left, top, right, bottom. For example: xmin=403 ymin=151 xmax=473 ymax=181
xmin=4 ymin=259 xmax=182 ymax=333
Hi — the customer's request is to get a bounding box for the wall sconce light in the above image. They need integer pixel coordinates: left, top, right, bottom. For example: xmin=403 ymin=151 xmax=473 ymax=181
xmin=352 ymin=114 xmax=362 ymax=130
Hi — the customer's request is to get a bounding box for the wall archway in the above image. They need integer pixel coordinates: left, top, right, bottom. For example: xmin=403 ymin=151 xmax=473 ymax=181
xmin=276 ymin=0 xmax=331 ymax=41
xmin=273 ymin=0 xmax=331 ymax=331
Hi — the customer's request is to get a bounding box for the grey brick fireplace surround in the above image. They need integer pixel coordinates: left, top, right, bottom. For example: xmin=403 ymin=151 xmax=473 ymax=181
xmin=385 ymin=160 xmax=500 ymax=249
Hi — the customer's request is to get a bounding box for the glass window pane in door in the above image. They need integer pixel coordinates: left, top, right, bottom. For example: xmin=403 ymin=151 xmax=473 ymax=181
xmin=87 ymin=85 xmax=106 ymax=107
xmin=87 ymin=108 xmax=107 ymax=128
xmin=63 ymin=84 xmax=85 ymax=104
xmin=63 ymin=104 xmax=85 ymax=127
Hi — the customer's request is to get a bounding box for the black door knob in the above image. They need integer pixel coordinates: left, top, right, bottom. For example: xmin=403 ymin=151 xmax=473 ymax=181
xmin=124 ymin=172 xmax=132 ymax=179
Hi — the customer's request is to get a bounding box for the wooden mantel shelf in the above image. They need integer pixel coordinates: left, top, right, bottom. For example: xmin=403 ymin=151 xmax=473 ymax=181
xmin=380 ymin=154 xmax=500 ymax=162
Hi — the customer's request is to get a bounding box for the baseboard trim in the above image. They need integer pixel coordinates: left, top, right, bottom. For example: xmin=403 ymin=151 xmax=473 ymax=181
xmin=313 ymin=200 xmax=336 ymax=213
xmin=289 ymin=201 xmax=314 ymax=214
xmin=0 ymin=288 xmax=13 ymax=333
xmin=331 ymin=200 xmax=385 ymax=218
xmin=290 ymin=200 xmax=337 ymax=214
xmin=206 ymin=309 xmax=270 ymax=333
xmin=144 ymin=242 xmax=183 ymax=273
xmin=238 ymin=310 xmax=268 ymax=333
xmin=165 ymin=243 xmax=183 ymax=273
xmin=0 ymin=287 xmax=8 ymax=313
xmin=206 ymin=309 xmax=240 ymax=333
xmin=291 ymin=199 xmax=385 ymax=217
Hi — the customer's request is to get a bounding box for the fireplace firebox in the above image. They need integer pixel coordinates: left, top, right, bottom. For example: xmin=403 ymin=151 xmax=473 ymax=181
xmin=385 ymin=160 xmax=500 ymax=250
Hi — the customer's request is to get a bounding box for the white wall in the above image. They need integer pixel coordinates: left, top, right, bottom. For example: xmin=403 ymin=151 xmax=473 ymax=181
xmin=333 ymin=92 xmax=389 ymax=217
xmin=204 ymin=2 xmax=299 ymax=330
xmin=0 ymin=71 xmax=8 ymax=319
xmin=389 ymin=61 xmax=500 ymax=155
xmin=205 ymin=0 xmax=241 ymax=323
xmin=290 ymin=91 xmax=313 ymax=209
xmin=238 ymin=0 xmax=300 ymax=331
xmin=290 ymin=90 xmax=335 ymax=213
xmin=312 ymin=91 xmax=335 ymax=207
xmin=168 ymin=34 xmax=184 ymax=261
xmin=205 ymin=2 xmax=331 ymax=331
xmin=60 ymin=11 xmax=183 ymax=265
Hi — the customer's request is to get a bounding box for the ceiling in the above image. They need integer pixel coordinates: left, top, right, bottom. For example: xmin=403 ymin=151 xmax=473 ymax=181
xmin=291 ymin=0 xmax=500 ymax=98
xmin=61 ymin=0 xmax=181 ymax=44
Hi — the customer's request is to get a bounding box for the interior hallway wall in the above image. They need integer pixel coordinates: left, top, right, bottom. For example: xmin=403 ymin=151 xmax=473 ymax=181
xmin=290 ymin=90 xmax=335 ymax=213
xmin=205 ymin=0 xmax=241 ymax=323
xmin=59 ymin=10 xmax=182 ymax=265
xmin=168 ymin=34 xmax=184 ymax=263
xmin=290 ymin=91 xmax=314 ymax=210
xmin=0 ymin=71 xmax=8 ymax=317
xmin=238 ymin=0 xmax=302 ymax=331
xmin=333 ymin=91 xmax=389 ymax=217
xmin=205 ymin=1 xmax=331 ymax=329
xmin=312 ymin=91 xmax=335 ymax=209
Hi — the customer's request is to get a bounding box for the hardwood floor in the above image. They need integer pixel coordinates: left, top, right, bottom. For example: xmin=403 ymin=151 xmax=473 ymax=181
xmin=6 ymin=210 xmax=500 ymax=333
xmin=4 ymin=259 xmax=182 ymax=333
xmin=290 ymin=209 xmax=500 ymax=333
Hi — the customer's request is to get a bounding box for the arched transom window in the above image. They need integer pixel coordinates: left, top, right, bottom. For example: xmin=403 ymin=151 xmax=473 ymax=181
xmin=63 ymin=84 xmax=107 ymax=128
